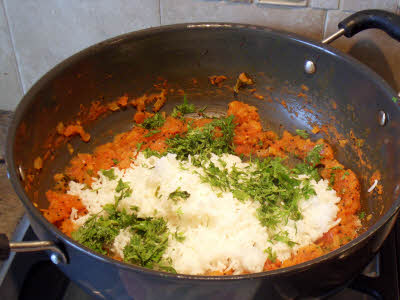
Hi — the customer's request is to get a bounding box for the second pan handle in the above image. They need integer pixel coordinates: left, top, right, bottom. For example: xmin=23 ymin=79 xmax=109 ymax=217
xmin=322 ymin=10 xmax=400 ymax=44
xmin=0 ymin=233 xmax=68 ymax=264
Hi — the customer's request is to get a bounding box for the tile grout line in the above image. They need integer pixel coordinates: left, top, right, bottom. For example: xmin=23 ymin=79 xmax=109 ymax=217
xmin=1 ymin=0 xmax=26 ymax=95
xmin=158 ymin=0 xmax=162 ymax=26
xmin=322 ymin=9 xmax=329 ymax=39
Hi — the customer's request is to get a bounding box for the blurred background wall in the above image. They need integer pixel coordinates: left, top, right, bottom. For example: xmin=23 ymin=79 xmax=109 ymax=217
xmin=0 ymin=0 xmax=399 ymax=110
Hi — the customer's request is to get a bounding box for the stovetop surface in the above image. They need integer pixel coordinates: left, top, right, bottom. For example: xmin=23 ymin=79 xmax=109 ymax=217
xmin=1 ymin=219 xmax=399 ymax=300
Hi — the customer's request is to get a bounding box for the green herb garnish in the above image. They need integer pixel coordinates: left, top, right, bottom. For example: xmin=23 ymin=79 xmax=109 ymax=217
xmin=112 ymin=158 xmax=119 ymax=165
xmin=155 ymin=186 xmax=161 ymax=198
xmin=143 ymin=148 xmax=163 ymax=158
xmin=306 ymin=144 xmax=324 ymax=166
xmin=199 ymin=156 xmax=316 ymax=230
xmin=140 ymin=113 xmax=165 ymax=130
xmin=171 ymin=95 xmax=196 ymax=117
xmin=330 ymin=166 xmax=343 ymax=170
xmin=144 ymin=129 xmax=161 ymax=138
xmin=166 ymin=115 xmax=235 ymax=163
xmin=264 ymin=247 xmax=277 ymax=263
xmin=123 ymin=217 xmax=171 ymax=270
xmin=292 ymin=163 xmax=320 ymax=182
xmin=174 ymin=230 xmax=186 ymax=242
xmin=114 ymin=179 xmax=132 ymax=205
xmin=136 ymin=142 xmax=143 ymax=151
xmin=329 ymin=172 xmax=336 ymax=186
xmin=359 ymin=211 xmax=366 ymax=220
xmin=71 ymin=207 xmax=136 ymax=255
xmin=168 ymin=187 xmax=190 ymax=203
xmin=272 ymin=231 xmax=298 ymax=248
xmin=176 ymin=207 xmax=184 ymax=217
xmin=295 ymin=129 xmax=309 ymax=139
xmin=101 ymin=169 xmax=117 ymax=180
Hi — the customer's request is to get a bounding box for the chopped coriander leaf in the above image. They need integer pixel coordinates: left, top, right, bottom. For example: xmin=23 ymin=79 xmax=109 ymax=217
xmin=155 ymin=186 xmax=161 ymax=198
xmin=101 ymin=169 xmax=117 ymax=180
xmin=158 ymin=264 xmax=177 ymax=274
xmin=168 ymin=187 xmax=190 ymax=202
xmin=272 ymin=231 xmax=298 ymax=248
xmin=174 ymin=230 xmax=186 ymax=242
xmin=176 ymin=207 xmax=184 ymax=217
xmin=87 ymin=169 xmax=94 ymax=176
xmin=301 ymin=180 xmax=317 ymax=199
xmin=264 ymin=247 xmax=277 ymax=263
xmin=114 ymin=179 xmax=132 ymax=205
xmin=306 ymin=144 xmax=324 ymax=166
xmin=71 ymin=208 xmax=137 ymax=255
xmin=112 ymin=158 xmax=119 ymax=165
xmin=199 ymin=161 xmax=231 ymax=192
xmin=115 ymin=179 xmax=130 ymax=193
xmin=144 ymin=129 xmax=161 ymax=138
xmin=198 ymin=156 xmax=315 ymax=230
xmin=123 ymin=217 xmax=170 ymax=269
xmin=295 ymin=129 xmax=309 ymax=139
xmin=143 ymin=148 xmax=163 ymax=158
xmin=258 ymin=140 xmax=263 ymax=146
xmin=359 ymin=211 xmax=366 ymax=219
xmin=136 ymin=142 xmax=143 ymax=151
xmin=330 ymin=166 xmax=343 ymax=170
xmin=341 ymin=171 xmax=350 ymax=180
xmin=171 ymin=94 xmax=196 ymax=117
xmin=166 ymin=115 xmax=235 ymax=163
xmin=329 ymin=173 xmax=336 ymax=186
xmin=157 ymin=257 xmax=177 ymax=273
xmin=232 ymin=189 xmax=249 ymax=202
xmin=178 ymin=162 xmax=189 ymax=171
xmin=292 ymin=163 xmax=320 ymax=182
xmin=140 ymin=113 xmax=165 ymax=130
xmin=218 ymin=158 xmax=227 ymax=168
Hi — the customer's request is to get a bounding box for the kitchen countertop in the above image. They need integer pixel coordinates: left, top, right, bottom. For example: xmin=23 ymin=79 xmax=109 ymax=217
xmin=0 ymin=110 xmax=25 ymax=240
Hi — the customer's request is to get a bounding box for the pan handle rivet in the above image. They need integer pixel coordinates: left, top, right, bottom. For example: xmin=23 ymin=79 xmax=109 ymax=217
xmin=378 ymin=110 xmax=387 ymax=126
xmin=304 ymin=60 xmax=316 ymax=74
xmin=50 ymin=252 xmax=61 ymax=265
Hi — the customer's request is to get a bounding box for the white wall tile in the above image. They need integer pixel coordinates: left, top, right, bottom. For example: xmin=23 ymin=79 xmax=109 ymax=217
xmin=340 ymin=0 xmax=397 ymax=13
xmin=0 ymin=1 xmax=23 ymax=110
xmin=310 ymin=0 xmax=339 ymax=10
xmin=161 ymin=0 xmax=325 ymax=40
xmin=3 ymin=0 xmax=160 ymax=94
xmin=324 ymin=10 xmax=400 ymax=92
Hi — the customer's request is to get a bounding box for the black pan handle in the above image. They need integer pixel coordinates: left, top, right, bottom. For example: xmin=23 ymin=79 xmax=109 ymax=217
xmin=0 ymin=233 xmax=10 ymax=260
xmin=323 ymin=10 xmax=400 ymax=44
xmin=0 ymin=232 xmax=68 ymax=264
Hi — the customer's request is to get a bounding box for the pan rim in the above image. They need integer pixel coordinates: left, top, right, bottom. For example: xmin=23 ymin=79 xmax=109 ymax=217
xmin=6 ymin=22 xmax=400 ymax=281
